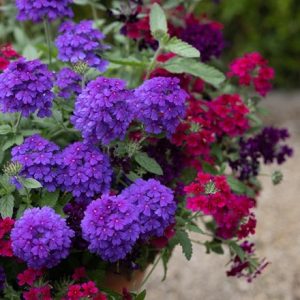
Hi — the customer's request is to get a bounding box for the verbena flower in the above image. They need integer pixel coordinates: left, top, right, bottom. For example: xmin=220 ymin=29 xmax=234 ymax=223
xmin=0 ymin=59 xmax=54 ymax=117
xmin=56 ymin=67 xmax=82 ymax=99
xmin=16 ymin=0 xmax=73 ymax=23
xmin=228 ymin=52 xmax=275 ymax=97
xmin=181 ymin=16 xmax=225 ymax=62
xmin=121 ymin=179 xmax=176 ymax=239
xmin=11 ymin=135 xmax=60 ymax=192
xmin=185 ymin=173 xmax=255 ymax=239
xmin=72 ymin=77 xmax=135 ymax=145
xmin=11 ymin=207 xmax=74 ymax=269
xmin=55 ymin=20 xmax=108 ymax=71
xmin=133 ymin=77 xmax=188 ymax=137
xmin=81 ymin=195 xmax=140 ymax=262
xmin=229 ymin=127 xmax=293 ymax=180
xmin=56 ymin=142 xmax=112 ymax=201
xmin=0 ymin=44 xmax=20 ymax=71
xmin=208 ymin=94 xmax=250 ymax=137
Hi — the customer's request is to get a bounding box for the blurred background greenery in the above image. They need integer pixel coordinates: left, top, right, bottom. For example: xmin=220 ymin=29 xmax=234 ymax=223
xmin=0 ymin=0 xmax=299 ymax=88
xmin=197 ymin=0 xmax=300 ymax=88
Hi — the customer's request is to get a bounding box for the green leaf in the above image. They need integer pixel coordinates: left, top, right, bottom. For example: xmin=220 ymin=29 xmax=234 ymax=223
xmin=134 ymin=152 xmax=163 ymax=175
xmin=163 ymin=57 xmax=226 ymax=87
xmin=3 ymin=135 xmax=24 ymax=151
xmin=136 ymin=290 xmax=147 ymax=300
xmin=173 ymin=230 xmax=193 ymax=260
xmin=0 ymin=195 xmax=14 ymax=218
xmin=165 ymin=36 xmax=200 ymax=58
xmin=16 ymin=204 xmax=27 ymax=219
xmin=3 ymin=283 xmax=22 ymax=300
xmin=228 ymin=241 xmax=246 ymax=261
xmin=202 ymin=162 xmax=219 ymax=175
xmin=205 ymin=240 xmax=224 ymax=255
xmin=40 ymin=190 xmax=59 ymax=207
xmin=186 ymin=224 xmax=205 ymax=234
xmin=126 ymin=171 xmax=140 ymax=182
xmin=22 ymin=44 xmax=40 ymax=60
xmin=0 ymin=125 xmax=12 ymax=135
xmin=227 ymin=175 xmax=248 ymax=194
xmin=22 ymin=178 xmax=42 ymax=189
xmin=150 ymin=3 xmax=168 ymax=39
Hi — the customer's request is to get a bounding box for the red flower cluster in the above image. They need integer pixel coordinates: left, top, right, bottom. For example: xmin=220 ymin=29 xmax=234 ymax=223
xmin=185 ymin=173 xmax=255 ymax=239
xmin=208 ymin=94 xmax=250 ymax=137
xmin=227 ymin=241 xmax=269 ymax=282
xmin=66 ymin=281 xmax=107 ymax=300
xmin=228 ymin=52 xmax=275 ymax=97
xmin=0 ymin=217 xmax=14 ymax=257
xmin=23 ymin=285 xmax=52 ymax=300
xmin=0 ymin=44 xmax=20 ymax=71
xmin=17 ymin=268 xmax=43 ymax=286
xmin=172 ymin=99 xmax=215 ymax=159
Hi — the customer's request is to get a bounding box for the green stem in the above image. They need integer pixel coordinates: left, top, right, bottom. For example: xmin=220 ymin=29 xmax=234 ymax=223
xmin=140 ymin=253 xmax=162 ymax=288
xmin=43 ymin=18 xmax=52 ymax=66
xmin=90 ymin=3 xmax=98 ymax=22
xmin=145 ymin=46 xmax=162 ymax=79
xmin=14 ymin=113 xmax=22 ymax=133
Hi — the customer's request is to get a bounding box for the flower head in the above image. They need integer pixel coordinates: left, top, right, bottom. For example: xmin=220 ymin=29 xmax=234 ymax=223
xmin=72 ymin=77 xmax=135 ymax=145
xmin=121 ymin=179 xmax=176 ymax=239
xmin=133 ymin=77 xmax=188 ymax=137
xmin=57 ymin=142 xmax=112 ymax=201
xmin=81 ymin=195 xmax=140 ymax=262
xmin=0 ymin=44 xmax=20 ymax=71
xmin=56 ymin=67 xmax=82 ymax=99
xmin=228 ymin=52 xmax=275 ymax=97
xmin=55 ymin=20 xmax=108 ymax=71
xmin=181 ymin=17 xmax=225 ymax=62
xmin=11 ymin=207 xmax=74 ymax=269
xmin=11 ymin=135 xmax=60 ymax=192
xmin=0 ymin=59 xmax=54 ymax=117
xmin=16 ymin=0 xmax=73 ymax=22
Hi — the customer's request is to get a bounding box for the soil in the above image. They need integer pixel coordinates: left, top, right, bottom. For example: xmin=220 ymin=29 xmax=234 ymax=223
xmin=146 ymin=91 xmax=300 ymax=300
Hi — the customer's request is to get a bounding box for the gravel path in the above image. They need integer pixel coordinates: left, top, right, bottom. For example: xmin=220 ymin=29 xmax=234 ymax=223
xmin=146 ymin=92 xmax=300 ymax=300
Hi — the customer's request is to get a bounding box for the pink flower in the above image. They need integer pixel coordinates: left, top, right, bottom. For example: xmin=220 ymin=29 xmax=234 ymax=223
xmin=72 ymin=267 xmax=87 ymax=281
xmin=17 ymin=268 xmax=43 ymax=286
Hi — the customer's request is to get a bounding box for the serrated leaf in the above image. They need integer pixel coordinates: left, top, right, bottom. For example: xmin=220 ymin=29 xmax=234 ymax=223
xmin=186 ymin=224 xmax=205 ymax=234
xmin=0 ymin=195 xmax=14 ymax=218
xmin=126 ymin=171 xmax=140 ymax=182
xmin=22 ymin=178 xmax=42 ymax=189
xmin=205 ymin=240 xmax=224 ymax=255
xmin=175 ymin=230 xmax=193 ymax=260
xmin=0 ymin=125 xmax=12 ymax=135
xmin=150 ymin=3 xmax=168 ymax=38
xmin=163 ymin=57 xmax=225 ymax=87
xmin=40 ymin=190 xmax=59 ymax=207
xmin=134 ymin=152 xmax=163 ymax=175
xmin=165 ymin=36 xmax=200 ymax=58
xmin=16 ymin=204 xmax=27 ymax=219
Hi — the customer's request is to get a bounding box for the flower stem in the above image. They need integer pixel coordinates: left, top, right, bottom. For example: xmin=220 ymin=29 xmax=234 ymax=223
xmin=140 ymin=252 xmax=162 ymax=288
xmin=43 ymin=18 xmax=52 ymax=66
xmin=145 ymin=46 xmax=162 ymax=80
xmin=14 ymin=113 xmax=22 ymax=133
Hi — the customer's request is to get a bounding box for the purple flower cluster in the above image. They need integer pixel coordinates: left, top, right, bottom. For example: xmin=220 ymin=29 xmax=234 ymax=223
xmin=11 ymin=207 xmax=74 ymax=269
xmin=55 ymin=20 xmax=108 ymax=71
xmin=230 ymin=127 xmax=293 ymax=180
xmin=81 ymin=195 xmax=140 ymax=262
xmin=0 ymin=266 xmax=5 ymax=292
xmin=0 ymin=59 xmax=54 ymax=117
xmin=181 ymin=23 xmax=225 ymax=62
xmin=11 ymin=135 xmax=60 ymax=192
xmin=121 ymin=179 xmax=176 ymax=239
xmin=72 ymin=77 xmax=135 ymax=145
xmin=56 ymin=142 xmax=112 ymax=201
xmin=133 ymin=77 xmax=187 ymax=137
xmin=16 ymin=0 xmax=73 ymax=22
xmin=64 ymin=201 xmax=88 ymax=249
xmin=56 ymin=67 xmax=82 ymax=99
